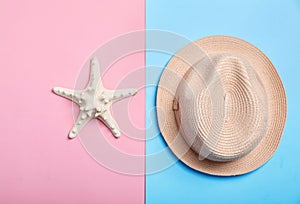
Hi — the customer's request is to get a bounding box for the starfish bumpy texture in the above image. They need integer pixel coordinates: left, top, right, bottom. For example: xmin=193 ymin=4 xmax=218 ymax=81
xmin=52 ymin=57 xmax=137 ymax=139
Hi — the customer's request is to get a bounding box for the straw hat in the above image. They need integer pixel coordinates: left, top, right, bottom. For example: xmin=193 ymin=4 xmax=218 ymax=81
xmin=156 ymin=36 xmax=287 ymax=176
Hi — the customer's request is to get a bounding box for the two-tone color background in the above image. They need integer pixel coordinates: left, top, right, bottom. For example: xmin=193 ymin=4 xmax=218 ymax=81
xmin=1 ymin=0 xmax=300 ymax=203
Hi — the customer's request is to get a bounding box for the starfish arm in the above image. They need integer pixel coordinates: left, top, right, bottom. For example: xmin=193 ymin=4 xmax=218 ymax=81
xmin=52 ymin=87 xmax=84 ymax=104
xmin=68 ymin=111 xmax=93 ymax=139
xmin=108 ymin=88 xmax=138 ymax=103
xmin=97 ymin=112 xmax=121 ymax=138
xmin=87 ymin=57 xmax=103 ymax=89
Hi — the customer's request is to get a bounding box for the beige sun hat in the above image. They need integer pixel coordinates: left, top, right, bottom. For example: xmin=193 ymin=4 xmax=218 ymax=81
xmin=156 ymin=35 xmax=287 ymax=176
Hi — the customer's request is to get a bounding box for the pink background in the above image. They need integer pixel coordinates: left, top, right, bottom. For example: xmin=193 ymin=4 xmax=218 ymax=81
xmin=0 ymin=0 xmax=145 ymax=203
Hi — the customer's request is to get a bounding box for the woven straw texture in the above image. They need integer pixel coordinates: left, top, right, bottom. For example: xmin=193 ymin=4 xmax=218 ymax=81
xmin=156 ymin=36 xmax=287 ymax=176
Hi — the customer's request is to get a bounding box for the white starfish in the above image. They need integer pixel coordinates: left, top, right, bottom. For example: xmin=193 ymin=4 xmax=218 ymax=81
xmin=52 ymin=57 xmax=137 ymax=139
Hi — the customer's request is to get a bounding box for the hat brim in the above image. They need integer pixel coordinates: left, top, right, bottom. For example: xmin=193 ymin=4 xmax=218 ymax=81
xmin=156 ymin=36 xmax=287 ymax=176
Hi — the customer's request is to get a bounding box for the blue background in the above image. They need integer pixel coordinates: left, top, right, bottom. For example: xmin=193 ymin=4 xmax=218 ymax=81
xmin=146 ymin=0 xmax=300 ymax=203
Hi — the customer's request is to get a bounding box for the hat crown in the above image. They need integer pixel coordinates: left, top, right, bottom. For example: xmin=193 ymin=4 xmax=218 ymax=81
xmin=174 ymin=54 xmax=268 ymax=162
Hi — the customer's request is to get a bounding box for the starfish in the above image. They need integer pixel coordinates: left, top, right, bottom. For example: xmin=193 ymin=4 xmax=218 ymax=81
xmin=52 ymin=57 xmax=137 ymax=139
